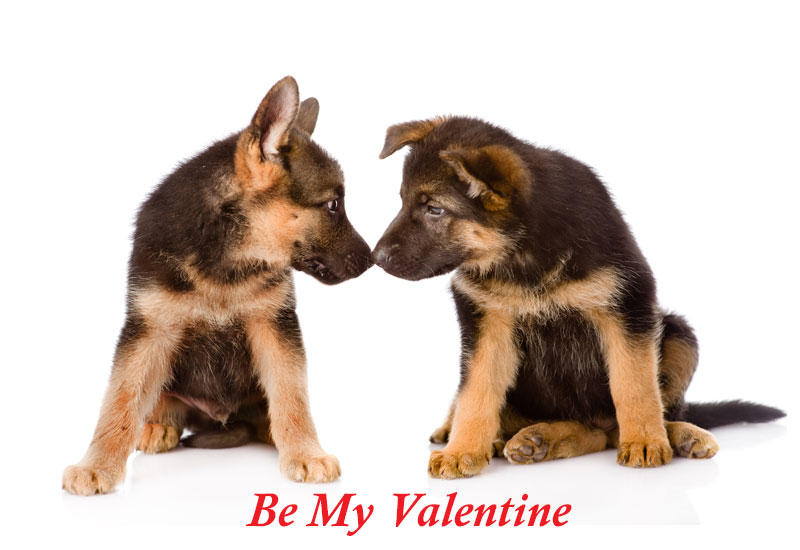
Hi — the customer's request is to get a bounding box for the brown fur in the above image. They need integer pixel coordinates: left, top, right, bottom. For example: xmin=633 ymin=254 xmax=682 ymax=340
xmin=371 ymin=115 xmax=779 ymax=478
xmin=63 ymin=77 xmax=370 ymax=495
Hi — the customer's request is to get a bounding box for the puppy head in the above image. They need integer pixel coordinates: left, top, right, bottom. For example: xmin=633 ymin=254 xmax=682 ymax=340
xmin=372 ymin=117 xmax=530 ymax=280
xmin=233 ymin=76 xmax=371 ymax=284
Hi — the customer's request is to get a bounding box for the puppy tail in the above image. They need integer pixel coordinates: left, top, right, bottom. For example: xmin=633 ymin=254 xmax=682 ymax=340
xmin=684 ymin=400 xmax=786 ymax=429
xmin=181 ymin=422 xmax=253 ymax=449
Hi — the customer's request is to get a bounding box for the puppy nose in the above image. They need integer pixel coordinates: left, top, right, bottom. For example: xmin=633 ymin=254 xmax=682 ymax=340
xmin=371 ymin=244 xmax=395 ymax=268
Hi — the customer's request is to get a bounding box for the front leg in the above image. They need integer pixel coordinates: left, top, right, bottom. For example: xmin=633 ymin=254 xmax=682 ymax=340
xmin=591 ymin=310 xmax=672 ymax=467
xmin=63 ymin=316 xmax=181 ymax=495
xmin=247 ymin=308 xmax=340 ymax=483
xmin=429 ymin=306 xmax=519 ymax=479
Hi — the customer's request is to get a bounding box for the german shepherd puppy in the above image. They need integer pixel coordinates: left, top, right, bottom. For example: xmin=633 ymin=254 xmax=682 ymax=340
xmin=63 ymin=77 xmax=371 ymax=495
xmin=373 ymin=116 xmax=785 ymax=479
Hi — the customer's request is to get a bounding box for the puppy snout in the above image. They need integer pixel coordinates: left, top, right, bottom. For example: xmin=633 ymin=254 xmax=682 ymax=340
xmin=371 ymin=243 xmax=398 ymax=269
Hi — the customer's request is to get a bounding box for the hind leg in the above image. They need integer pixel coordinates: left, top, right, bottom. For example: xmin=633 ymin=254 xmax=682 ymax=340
xmin=666 ymin=421 xmax=718 ymax=459
xmin=137 ymin=394 xmax=188 ymax=454
xmin=234 ymin=398 xmax=273 ymax=445
xmin=504 ymin=421 xmax=609 ymax=464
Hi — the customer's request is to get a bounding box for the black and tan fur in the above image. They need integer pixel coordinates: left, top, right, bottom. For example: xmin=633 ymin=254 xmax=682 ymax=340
xmin=62 ymin=77 xmax=371 ymax=495
xmin=373 ymin=116 xmax=784 ymax=479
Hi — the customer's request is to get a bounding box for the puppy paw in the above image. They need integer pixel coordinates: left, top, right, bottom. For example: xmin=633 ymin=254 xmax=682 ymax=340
xmin=504 ymin=425 xmax=551 ymax=464
xmin=62 ymin=464 xmax=122 ymax=496
xmin=667 ymin=422 xmax=719 ymax=459
xmin=281 ymin=454 xmax=341 ymax=483
xmin=617 ymin=437 xmax=673 ymax=468
xmin=429 ymin=425 xmax=450 ymax=444
xmin=428 ymin=449 xmax=490 ymax=479
xmin=137 ymin=423 xmax=180 ymax=454
xmin=491 ymin=438 xmax=507 ymax=458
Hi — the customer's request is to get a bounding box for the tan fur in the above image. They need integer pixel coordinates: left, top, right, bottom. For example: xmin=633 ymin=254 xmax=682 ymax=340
xmin=236 ymin=200 xmax=318 ymax=267
xmin=246 ymin=315 xmax=340 ymax=483
xmin=137 ymin=423 xmax=181 ymax=454
xmin=379 ymin=117 xmax=449 ymax=159
xmin=137 ymin=394 xmax=189 ymax=453
xmin=666 ymin=421 xmax=719 ymax=459
xmin=440 ymin=145 xmax=531 ymax=211
xmin=658 ymin=338 xmax=698 ymax=407
xmin=62 ymin=326 xmax=182 ymax=495
xmin=429 ymin=307 xmax=520 ymax=479
xmin=452 ymin=220 xmax=514 ymax=274
xmin=453 ymin=265 xmax=620 ymax=318
xmin=504 ymin=421 xmax=609 ymax=464
xmin=133 ymin=269 xmax=293 ymax=327
xmin=587 ymin=311 xmax=672 ymax=467
xmin=234 ymin=133 xmax=289 ymax=191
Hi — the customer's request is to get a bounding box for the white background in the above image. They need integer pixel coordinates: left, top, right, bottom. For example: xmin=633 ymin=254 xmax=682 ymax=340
xmin=1 ymin=1 xmax=798 ymax=547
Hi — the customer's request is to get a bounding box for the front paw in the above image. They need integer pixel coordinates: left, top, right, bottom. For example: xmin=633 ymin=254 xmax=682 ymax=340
xmin=281 ymin=454 xmax=341 ymax=483
xmin=428 ymin=448 xmax=490 ymax=479
xmin=617 ymin=437 xmax=673 ymax=468
xmin=62 ymin=464 xmax=123 ymax=496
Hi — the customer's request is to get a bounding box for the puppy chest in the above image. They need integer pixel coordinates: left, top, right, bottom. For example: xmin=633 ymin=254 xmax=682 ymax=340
xmin=165 ymin=320 xmax=260 ymax=421
xmin=506 ymin=312 xmax=615 ymax=422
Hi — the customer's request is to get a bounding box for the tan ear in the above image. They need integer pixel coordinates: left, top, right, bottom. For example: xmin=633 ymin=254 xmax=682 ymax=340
xmin=440 ymin=145 xmax=530 ymax=211
xmin=295 ymin=97 xmax=320 ymax=135
xmin=379 ymin=117 xmax=447 ymax=159
xmin=251 ymin=76 xmax=300 ymax=158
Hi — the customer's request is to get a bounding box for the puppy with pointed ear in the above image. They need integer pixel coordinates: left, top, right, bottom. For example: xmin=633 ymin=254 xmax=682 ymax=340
xmin=62 ymin=76 xmax=372 ymax=496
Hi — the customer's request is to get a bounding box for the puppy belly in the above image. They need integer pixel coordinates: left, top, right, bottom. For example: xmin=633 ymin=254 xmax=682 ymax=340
xmin=506 ymin=311 xmax=616 ymax=423
xmin=165 ymin=319 xmax=260 ymax=422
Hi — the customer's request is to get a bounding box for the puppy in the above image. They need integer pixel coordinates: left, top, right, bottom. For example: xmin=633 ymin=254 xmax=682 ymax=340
xmin=62 ymin=76 xmax=371 ymax=495
xmin=373 ymin=116 xmax=785 ymax=479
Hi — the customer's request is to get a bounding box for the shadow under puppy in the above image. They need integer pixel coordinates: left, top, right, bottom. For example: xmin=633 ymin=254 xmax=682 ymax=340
xmin=63 ymin=76 xmax=371 ymax=495
xmin=373 ymin=116 xmax=784 ymax=479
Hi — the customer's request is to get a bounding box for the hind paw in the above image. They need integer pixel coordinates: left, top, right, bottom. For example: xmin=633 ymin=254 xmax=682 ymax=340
xmin=667 ymin=421 xmax=719 ymax=459
xmin=137 ymin=423 xmax=180 ymax=454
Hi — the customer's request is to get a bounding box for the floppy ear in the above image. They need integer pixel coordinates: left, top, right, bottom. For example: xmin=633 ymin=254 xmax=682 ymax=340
xmin=379 ymin=117 xmax=447 ymax=159
xmin=251 ymin=76 xmax=300 ymax=158
xmin=295 ymin=97 xmax=320 ymax=135
xmin=440 ymin=145 xmax=530 ymax=211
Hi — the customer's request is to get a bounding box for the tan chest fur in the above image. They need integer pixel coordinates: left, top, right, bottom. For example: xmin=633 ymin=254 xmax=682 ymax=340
xmin=132 ymin=267 xmax=293 ymax=329
xmin=452 ymin=266 xmax=622 ymax=320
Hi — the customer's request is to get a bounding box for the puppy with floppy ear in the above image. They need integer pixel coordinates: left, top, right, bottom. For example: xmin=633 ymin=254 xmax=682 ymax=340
xmin=374 ymin=115 xmax=785 ymax=479
xmin=62 ymin=77 xmax=372 ymax=495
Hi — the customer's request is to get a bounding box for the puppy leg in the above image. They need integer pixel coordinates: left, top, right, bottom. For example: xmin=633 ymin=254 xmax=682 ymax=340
xmin=590 ymin=311 xmax=672 ymax=467
xmin=236 ymin=398 xmax=273 ymax=445
xmin=247 ymin=310 xmax=339 ymax=483
xmin=429 ymin=307 xmax=519 ymax=479
xmin=137 ymin=394 xmax=188 ymax=454
xmin=63 ymin=319 xmax=181 ymax=495
xmin=666 ymin=421 xmax=719 ymax=459
xmin=504 ymin=421 xmax=609 ymax=464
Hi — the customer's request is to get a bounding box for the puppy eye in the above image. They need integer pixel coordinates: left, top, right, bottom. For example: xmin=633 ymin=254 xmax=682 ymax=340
xmin=427 ymin=205 xmax=444 ymax=216
xmin=326 ymin=199 xmax=339 ymax=213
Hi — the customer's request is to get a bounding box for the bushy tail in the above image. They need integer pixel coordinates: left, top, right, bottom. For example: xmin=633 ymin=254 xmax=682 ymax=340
xmin=181 ymin=422 xmax=253 ymax=449
xmin=684 ymin=400 xmax=786 ymax=429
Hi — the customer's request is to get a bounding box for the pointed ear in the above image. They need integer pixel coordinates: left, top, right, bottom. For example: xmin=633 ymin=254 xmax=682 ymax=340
xmin=379 ymin=117 xmax=447 ymax=159
xmin=440 ymin=145 xmax=530 ymax=211
xmin=251 ymin=76 xmax=300 ymax=158
xmin=295 ymin=97 xmax=320 ymax=135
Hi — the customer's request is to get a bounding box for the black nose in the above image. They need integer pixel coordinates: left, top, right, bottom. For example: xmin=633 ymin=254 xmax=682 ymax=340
xmin=371 ymin=244 xmax=395 ymax=269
